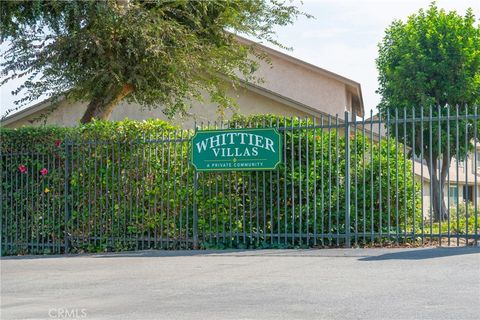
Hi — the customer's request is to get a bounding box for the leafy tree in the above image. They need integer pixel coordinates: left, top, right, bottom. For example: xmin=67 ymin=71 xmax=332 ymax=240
xmin=0 ymin=0 xmax=308 ymax=123
xmin=376 ymin=3 xmax=480 ymax=221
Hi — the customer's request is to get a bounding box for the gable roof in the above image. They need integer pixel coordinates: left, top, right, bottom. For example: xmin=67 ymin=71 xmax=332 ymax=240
xmin=1 ymin=80 xmax=346 ymax=127
xmin=1 ymin=96 xmax=62 ymax=127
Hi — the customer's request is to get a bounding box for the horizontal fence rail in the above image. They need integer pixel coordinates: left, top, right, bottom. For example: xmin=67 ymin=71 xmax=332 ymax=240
xmin=1 ymin=107 xmax=479 ymax=255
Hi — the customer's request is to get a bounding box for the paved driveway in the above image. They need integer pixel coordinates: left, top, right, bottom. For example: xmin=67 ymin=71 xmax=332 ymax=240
xmin=1 ymin=248 xmax=479 ymax=320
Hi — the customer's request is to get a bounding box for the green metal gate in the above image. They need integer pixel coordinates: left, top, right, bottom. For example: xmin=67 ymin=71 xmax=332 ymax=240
xmin=1 ymin=107 xmax=479 ymax=255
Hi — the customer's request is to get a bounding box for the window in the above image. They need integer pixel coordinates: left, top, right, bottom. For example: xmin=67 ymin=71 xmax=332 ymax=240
xmin=449 ymin=186 xmax=458 ymax=203
xmin=463 ymin=185 xmax=474 ymax=203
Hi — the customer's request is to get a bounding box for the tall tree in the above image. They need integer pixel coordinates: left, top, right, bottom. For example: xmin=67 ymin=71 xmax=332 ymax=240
xmin=1 ymin=0 xmax=309 ymax=123
xmin=376 ymin=3 xmax=479 ymax=221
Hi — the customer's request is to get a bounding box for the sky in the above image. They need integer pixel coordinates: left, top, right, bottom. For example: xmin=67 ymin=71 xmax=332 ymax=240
xmin=0 ymin=0 xmax=479 ymax=118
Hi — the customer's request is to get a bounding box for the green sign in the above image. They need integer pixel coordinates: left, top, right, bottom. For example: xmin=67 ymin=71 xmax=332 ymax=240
xmin=191 ymin=128 xmax=282 ymax=171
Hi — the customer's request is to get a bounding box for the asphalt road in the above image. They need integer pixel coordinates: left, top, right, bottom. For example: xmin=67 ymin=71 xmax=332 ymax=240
xmin=1 ymin=248 xmax=479 ymax=320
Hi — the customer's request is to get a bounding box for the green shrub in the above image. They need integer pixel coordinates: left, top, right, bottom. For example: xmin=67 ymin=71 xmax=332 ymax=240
xmin=1 ymin=115 xmax=423 ymax=254
xmin=431 ymin=202 xmax=480 ymax=236
xmin=230 ymin=114 xmax=422 ymax=245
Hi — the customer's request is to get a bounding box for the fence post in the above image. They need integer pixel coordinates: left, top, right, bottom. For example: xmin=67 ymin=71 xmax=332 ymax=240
xmin=193 ymin=171 xmax=199 ymax=249
xmin=192 ymin=123 xmax=199 ymax=249
xmin=344 ymin=111 xmax=351 ymax=248
xmin=64 ymin=140 xmax=72 ymax=254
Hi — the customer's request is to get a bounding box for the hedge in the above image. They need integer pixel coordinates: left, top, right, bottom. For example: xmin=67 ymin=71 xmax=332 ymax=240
xmin=0 ymin=116 xmax=421 ymax=254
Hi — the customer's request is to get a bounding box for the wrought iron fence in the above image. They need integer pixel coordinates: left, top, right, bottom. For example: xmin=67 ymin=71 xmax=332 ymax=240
xmin=1 ymin=107 xmax=479 ymax=255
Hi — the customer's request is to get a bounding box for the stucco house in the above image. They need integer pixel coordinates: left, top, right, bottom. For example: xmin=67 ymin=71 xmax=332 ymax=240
xmin=1 ymin=36 xmax=363 ymax=129
xmin=414 ymin=153 xmax=480 ymax=214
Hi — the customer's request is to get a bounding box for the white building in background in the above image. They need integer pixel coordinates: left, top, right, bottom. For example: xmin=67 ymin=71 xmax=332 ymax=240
xmin=414 ymin=151 xmax=480 ymax=213
xmin=365 ymin=113 xmax=480 ymax=216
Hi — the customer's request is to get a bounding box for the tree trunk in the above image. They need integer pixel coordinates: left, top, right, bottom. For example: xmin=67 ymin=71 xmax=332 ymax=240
xmin=425 ymin=152 xmax=450 ymax=221
xmin=80 ymin=84 xmax=134 ymax=123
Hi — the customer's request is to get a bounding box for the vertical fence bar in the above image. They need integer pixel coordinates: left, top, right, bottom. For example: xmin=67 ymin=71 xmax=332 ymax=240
xmin=99 ymin=139 xmax=105 ymax=249
xmin=146 ymin=134 xmax=152 ymax=249
xmin=291 ymin=117 xmax=295 ymax=246
xmin=387 ymin=109 xmax=391 ymax=242
xmin=120 ymin=138 xmax=127 ymax=249
xmin=276 ymin=118 xmax=281 ymax=245
xmin=6 ymin=147 xmax=12 ymax=254
xmin=64 ymin=141 xmax=71 ymax=253
xmin=464 ymin=108 xmax=469 ymax=245
xmin=305 ymin=117 xmax=310 ymax=246
xmin=110 ymin=137 xmax=115 ymax=249
xmin=269 ymin=119 xmax=274 ymax=245
xmin=320 ymin=116 xmax=325 ymax=245
xmin=159 ymin=132 xmax=165 ymax=249
xmin=15 ymin=144 xmax=20 ymax=253
xmin=420 ymin=107 xmax=425 ymax=245
xmin=223 ymin=124 xmax=229 ymax=246
xmin=353 ymin=111 xmax=358 ymax=246
xmin=233 ymin=122 xmax=240 ymax=245
xmin=93 ymin=140 xmax=99 ymax=248
xmin=186 ymin=128 xmax=191 ymax=248
xmin=370 ymin=111 xmax=374 ymax=243
xmin=193 ymin=170 xmax=199 ymax=249
xmin=395 ymin=108 xmax=399 ymax=244
xmin=335 ymin=115 xmax=340 ymax=246
xmin=283 ymin=117 xmax=288 ymax=245
xmin=134 ymin=138 xmax=142 ymax=250
xmin=456 ymin=105 xmax=460 ymax=246
xmin=362 ymin=113 xmax=366 ymax=244
xmin=437 ymin=105 xmax=442 ymax=245
xmin=104 ymin=139 xmax=109 ymax=249
xmin=344 ymin=111 xmax=351 ymax=248
xmin=37 ymin=147 xmax=41 ymax=253
xmin=298 ymin=117 xmax=303 ymax=246
xmin=428 ymin=107 xmax=433 ymax=243
xmin=474 ymin=106 xmax=478 ymax=245
xmin=192 ymin=124 xmax=199 ymax=249
xmin=313 ymin=117 xmax=318 ymax=246
xmin=411 ymin=108 xmax=416 ymax=243
xmin=35 ymin=146 xmax=39 ymax=252
xmin=166 ymin=132 xmax=173 ymax=248
xmin=403 ymin=108 xmax=408 ymax=242
xmin=20 ymin=142 xmax=25 ymax=252
xmin=0 ymin=149 xmax=3 ymax=256
xmin=378 ymin=111 xmax=383 ymax=244
xmin=447 ymin=107 xmax=451 ymax=246
xmin=141 ymin=134 xmax=147 ymax=249
xmin=173 ymin=130 xmax=179 ymax=247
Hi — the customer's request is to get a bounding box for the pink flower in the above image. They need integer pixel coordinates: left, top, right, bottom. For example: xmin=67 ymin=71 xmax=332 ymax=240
xmin=18 ymin=165 xmax=27 ymax=173
xmin=55 ymin=139 xmax=62 ymax=147
xmin=40 ymin=168 xmax=48 ymax=176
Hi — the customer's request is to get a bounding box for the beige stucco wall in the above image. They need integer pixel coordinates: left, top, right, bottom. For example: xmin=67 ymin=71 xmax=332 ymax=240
xmin=3 ymin=85 xmax=312 ymax=129
xmin=253 ymin=54 xmax=351 ymax=117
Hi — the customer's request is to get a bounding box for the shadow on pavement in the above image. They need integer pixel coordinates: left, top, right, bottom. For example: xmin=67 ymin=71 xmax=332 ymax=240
xmin=358 ymin=247 xmax=480 ymax=261
xmin=0 ymin=249 xmax=252 ymax=260
xmin=3 ymin=247 xmax=480 ymax=261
